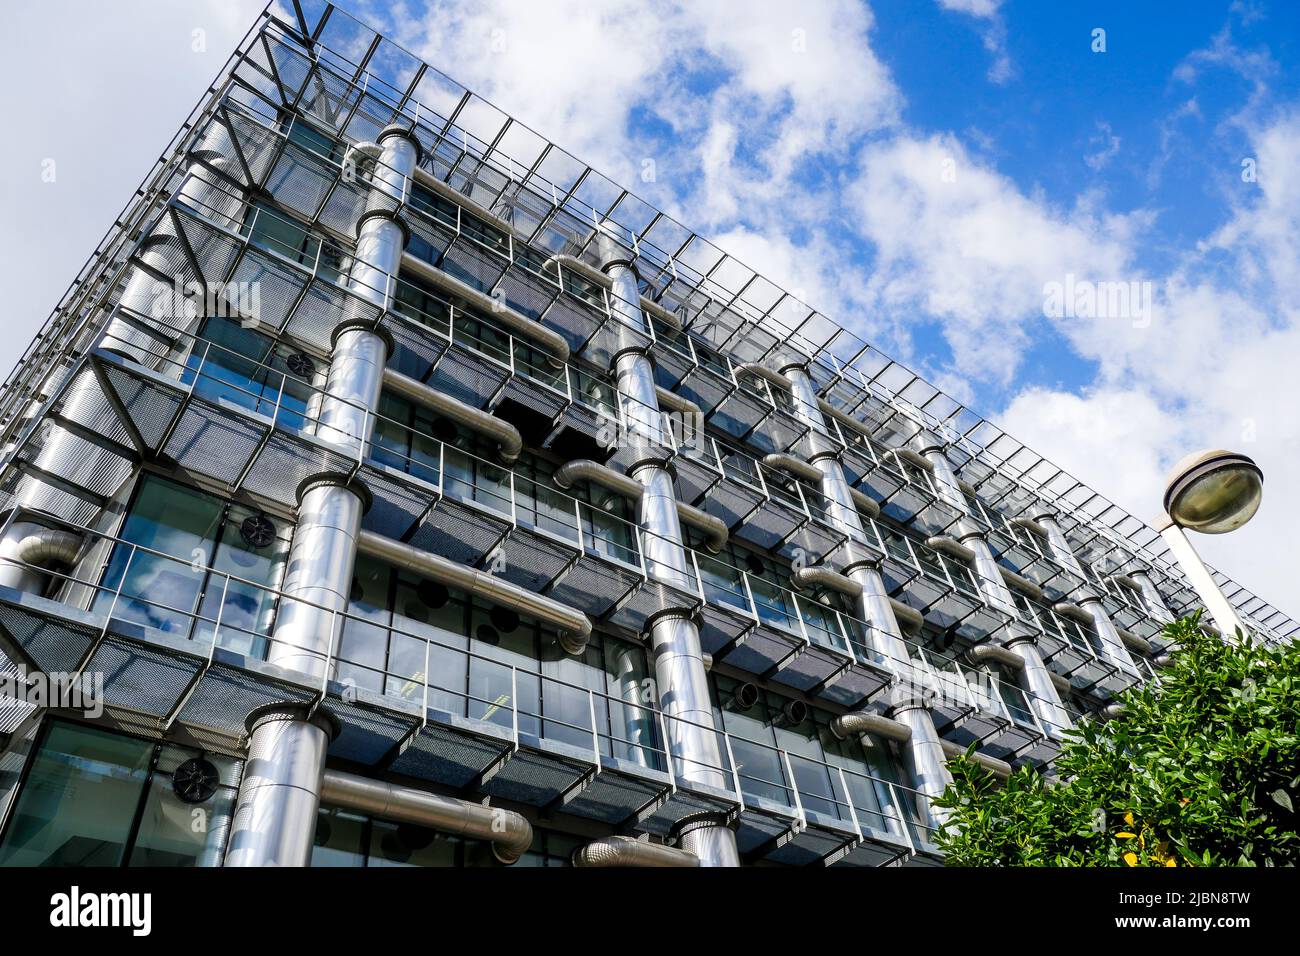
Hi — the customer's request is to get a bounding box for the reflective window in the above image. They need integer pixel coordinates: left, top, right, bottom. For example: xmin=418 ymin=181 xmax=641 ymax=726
xmin=0 ymin=722 xmax=238 ymax=867
xmin=337 ymin=556 xmax=661 ymax=768
xmin=310 ymin=805 xmax=574 ymax=867
xmin=95 ymin=475 xmax=291 ymax=657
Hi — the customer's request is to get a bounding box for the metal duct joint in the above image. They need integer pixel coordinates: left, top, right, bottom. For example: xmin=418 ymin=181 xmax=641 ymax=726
xmin=12 ymin=525 xmax=82 ymax=568
xmin=791 ymin=564 xmax=862 ymax=598
xmin=1053 ymin=601 xmax=1095 ymax=626
xmin=999 ymin=566 xmax=1045 ymax=601
xmin=889 ymin=598 xmax=925 ymax=635
xmin=926 ymin=535 xmax=976 ymax=562
xmin=966 ymin=642 xmax=1026 ymax=671
xmin=382 ymin=369 xmax=522 ymax=462
xmin=1102 ymin=703 xmax=1126 ymax=720
xmin=553 ymin=458 xmax=642 ymax=497
xmin=761 ymin=452 xmax=822 ymax=484
xmin=848 ymin=487 xmax=881 ymax=519
xmin=356 ymin=530 xmax=592 ymax=653
xmin=320 ymin=770 xmax=532 ymax=864
xmin=401 ymin=253 xmax=570 ymax=364
xmin=940 ymin=740 xmax=1012 ymax=780
xmin=736 ymin=362 xmax=791 ymax=392
xmin=830 ymin=710 xmax=912 ymax=743
xmin=1117 ymin=628 xmax=1154 ymax=654
xmin=571 ymin=836 xmax=699 ymax=868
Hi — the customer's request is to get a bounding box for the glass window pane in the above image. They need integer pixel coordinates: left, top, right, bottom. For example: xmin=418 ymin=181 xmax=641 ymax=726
xmin=126 ymin=747 xmax=240 ymax=867
xmin=96 ymin=477 xmax=224 ymax=636
xmin=0 ymin=723 xmax=153 ymax=867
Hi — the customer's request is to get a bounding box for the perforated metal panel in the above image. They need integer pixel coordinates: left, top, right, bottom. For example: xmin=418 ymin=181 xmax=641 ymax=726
xmin=386 ymin=718 xmax=514 ymax=789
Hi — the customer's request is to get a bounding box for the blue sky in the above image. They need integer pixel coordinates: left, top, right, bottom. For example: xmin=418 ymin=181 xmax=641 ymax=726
xmin=2 ymin=0 xmax=1297 ymax=617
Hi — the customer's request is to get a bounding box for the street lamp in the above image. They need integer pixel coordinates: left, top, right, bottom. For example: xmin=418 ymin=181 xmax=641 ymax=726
xmin=1155 ymin=449 xmax=1263 ymax=637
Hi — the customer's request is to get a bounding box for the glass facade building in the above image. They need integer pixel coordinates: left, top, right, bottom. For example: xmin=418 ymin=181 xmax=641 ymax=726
xmin=0 ymin=2 xmax=1294 ymax=868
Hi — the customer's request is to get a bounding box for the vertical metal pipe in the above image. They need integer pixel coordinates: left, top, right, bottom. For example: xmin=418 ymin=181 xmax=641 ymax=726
xmin=782 ymin=362 xmax=950 ymax=827
xmin=598 ymin=231 xmax=738 ymax=866
xmin=919 ymin=443 xmax=1073 ymax=735
xmin=227 ymin=125 xmax=419 ymax=867
xmin=1033 ymin=511 xmax=1138 ymax=675
xmin=1130 ymin=569 xmax=1175 ymax=625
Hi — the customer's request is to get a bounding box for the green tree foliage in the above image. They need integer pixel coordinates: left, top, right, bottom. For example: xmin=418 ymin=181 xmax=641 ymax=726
xmin=933 ymin=615 xmax=1299 ymax=866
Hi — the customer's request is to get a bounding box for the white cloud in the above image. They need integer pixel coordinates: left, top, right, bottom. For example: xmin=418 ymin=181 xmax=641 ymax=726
xmin=0 ymin=0 xmax=267 ymax=378
xmin=935 ymin=0 xmax=1012 ymax=83
xmin=847 ymin=134 xmax=1135 ymax=384
xmin=1085 ymin=121 xmax=1122 ymax=171
xmin=937 ymin=0 xmax=1003 ymax=18
xmin=1000 ymin=110 xmax=1300 ymax=620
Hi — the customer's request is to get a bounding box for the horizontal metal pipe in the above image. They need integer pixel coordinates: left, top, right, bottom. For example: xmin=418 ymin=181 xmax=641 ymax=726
xmin=940 ymin=740 xmax=1012 ymax=780
xmin=966 ymin=643 xmax=1026 ymax=671
xmin=1053 ymin=601 xmax=1096 ymax=626
xmin=999 ymin=566 xmax=1045 ymax=602
xmin=889 ymin=598 xmax=925 ymax=635
xmin=830 ymin=710 xmax=913 ymax=743
xmin=552 ymin=459 xmax=728 ymax=552
xmin=320 ymin=769 xmax=532 ymax=864
xmin=761 ymin=452 xmax=822 ymax=484
xmin=381 ymin=368 xmax=522 ymax=462
xmin=571 ymin=836 xmax=699 ymax=868
xmin=400 ymin=252 xmax=571 ymax=363
xmin=356 ymin=529 xmax=592 ymax=653
xmin=553 ymin=458 xmax=642 ymax=498
xmin=736 ymin=361 xmax=790 ymax=391
xmin=926 ymin=534 xmax=975 ymax=562
xmin=10 ymin=526 xmax=82 ymax=568
xmin=412 ymin=165 xmax=516 ymax=235
xmin=1109 ymin=574 xmax=1146 ymax=595
xmin=1049 ymin=671 xmax=1073 ymax=694
xmin=1118 ymin=628 xmax=1154 ymax=654
xmin=791 ymin=564 xmax=862 ymax=598
xmin=895 ymin=448 xmax=934 ymax=472
xmin=848 ymin=487 xmax=881 ymax=519
xmin=654 ymin=385 xmax=702 ymax=419
xmin=1010 ymin=516 xmax=1049 ymax=539
xmin=1102 ymin=703 xmax=1126 ymax=720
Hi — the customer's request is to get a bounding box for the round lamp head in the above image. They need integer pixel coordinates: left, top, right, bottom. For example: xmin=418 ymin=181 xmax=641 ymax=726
xmin=1163 ymin=449 xmax=1263 ymax=534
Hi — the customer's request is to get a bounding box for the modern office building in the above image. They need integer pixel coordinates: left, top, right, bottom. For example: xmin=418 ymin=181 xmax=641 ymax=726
xmin=0 ymin=2 xmax=1293 ymax=869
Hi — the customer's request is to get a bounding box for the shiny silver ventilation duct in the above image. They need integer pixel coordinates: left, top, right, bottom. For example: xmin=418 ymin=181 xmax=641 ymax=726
xmin=544 ymin=254 xmax=684 ymax=331
xmin=966 ymin=643 xmax=1026 ymax=671
xmin=917 ymin=441 xmax=1072 ymax=738
xmin=228 ymin=124 xmax=422 ymax=868
xmin=552 ymin=458 xmax=728 ymax=554
xmin=400 ymin=252 xmax=570 ymax=364
xmin=1 ymin=125 xmax=245 ymax=585
xmin=381 ymin=369 xmax=523 ymax=462
xmin=939 ymin=739 xmax=1013 ymax=780
xmin=830 ymin=710 xmax=912 ymax=743
xmin=320 ymin=769 xmax=532 ymax=864
xmin=571 ymin=835 xmax=699 ymax=867
xmin=791 ymin=564 xmax=861 ymax=598
xmin=0 ymin=517 xmax=83 ymax=593
xmin=1033 ymin=510 xmax=1139 ymax=676
xmin=778 ymin=361 xmax=952 ymax=829
xmin=761 ymin=452 xmax=823 ymax=484
xmin=596 ymin=228 xmax=739 ymax=867
xmin=356 ymin=530 xmax=591 ymax=653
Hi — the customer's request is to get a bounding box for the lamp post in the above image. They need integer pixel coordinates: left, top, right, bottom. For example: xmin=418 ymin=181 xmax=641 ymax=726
xmin=1154 ymin=449 xmax=1263 ymax=638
